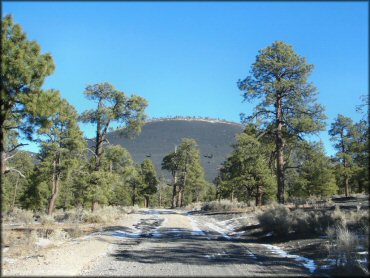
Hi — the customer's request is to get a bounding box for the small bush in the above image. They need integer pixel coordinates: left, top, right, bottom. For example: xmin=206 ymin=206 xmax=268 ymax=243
xmin=258 ymin=205 xmax=353 ymax=237
xmin=346 ymin=210 xmax=369 ymax=233
xmin=84 ymin=213 xmax=104 ymax=223
xmin=184 ymin=202 xmax=202 ymax=211
xmin=38 ymin=214 xmax=55 ymax=225
xmin=291 ymin=209 xmax=315 ymax=234
xmin=119 ymin=205 xmax=139 ymax=214
xmin=201 ymin=199 xmax=248 ymax=212
xmin=258 ymin=204 xmax=292 ymax=236
xmin=6 ymin=208 xmax=34 ymax=225
xmin=48 ymin=229 xmax=70 ymax=242
xmin=84 ymin=206 xmax=125 ymax=224
xmin=65 ymin=225 xmax=83 ymax=238
xmin=327 ymin=227 xmax=359 ymax=268
xmin=332 ymin=206 xmax=346 ymax=228
xmin=55 ymin=207 xmax=88 ymax=223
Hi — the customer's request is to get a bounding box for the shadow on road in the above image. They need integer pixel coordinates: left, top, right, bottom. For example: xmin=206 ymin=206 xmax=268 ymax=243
xmin=110 ymin=235 xmax=309 ymax=276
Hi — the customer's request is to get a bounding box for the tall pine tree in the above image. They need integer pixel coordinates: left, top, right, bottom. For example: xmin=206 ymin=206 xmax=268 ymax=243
xmin=1 ymin=15 xmax=58 ymax=177
xmin=238 ymin=41 xmax=326 ymax=203
xmin=80 ymin=82 xmax=147 ymax=210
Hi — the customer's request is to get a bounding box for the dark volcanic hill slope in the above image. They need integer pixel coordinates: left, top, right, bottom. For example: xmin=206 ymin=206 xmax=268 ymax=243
xmin=104 ymin=119 xmax=244 ymax=182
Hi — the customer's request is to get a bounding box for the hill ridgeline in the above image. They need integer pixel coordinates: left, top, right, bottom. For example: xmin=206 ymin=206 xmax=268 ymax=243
xmin=101 ymin=117 xmax=244 ymax=182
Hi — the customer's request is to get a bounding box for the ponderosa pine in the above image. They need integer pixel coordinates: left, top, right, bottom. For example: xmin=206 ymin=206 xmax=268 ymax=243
xmin=238 ymin=41 xmax=326 ymax=203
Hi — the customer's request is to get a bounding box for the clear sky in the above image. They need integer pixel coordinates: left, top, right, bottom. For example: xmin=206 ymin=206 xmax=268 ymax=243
xmin=3 ymin=1 xmax=369 ymax=156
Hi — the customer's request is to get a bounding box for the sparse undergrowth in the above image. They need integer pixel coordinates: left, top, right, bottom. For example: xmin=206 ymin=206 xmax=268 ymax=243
xmin=257 ymin=203 xmax=369 ymax=276
xmin=3 ymin=205 xmax=139 ymax=226
xmin=199 ymin=199 xmax=253 ymax=212
xmin=1 ymin=205 xmax=139 ymax=258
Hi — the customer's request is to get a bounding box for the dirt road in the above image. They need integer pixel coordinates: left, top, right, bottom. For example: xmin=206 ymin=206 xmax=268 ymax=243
xmin=80 ymin=209 xmax=311 ymax=276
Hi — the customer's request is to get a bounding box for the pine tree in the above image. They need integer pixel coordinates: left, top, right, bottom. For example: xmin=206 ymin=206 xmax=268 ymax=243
xmin=101 ymin=145 xmax=135 ymax=206
xmin=216 ymin=133 xmax=275 ymax=206
xmin=238 ymin=41 xmax=326 ymax=203
xmin=2 ymin=151 xmax=34 ymax=212
xmin=80 ymin=82 xmax=147 ymax=210
xmin=36 ymin=97 xmax=85 ymax=215
xmin=139 ymin=159 xmax=158 ymax=208
xmin=162 ymin=150 xmax=181 ymax=208
xmin=1 ymin=15 xmax=58 ymax=177
xmin=162 ymin=138 xmax=206 ymax=207
xmin=129 ymin=165 xmax=142 ymax=206
xmin=286 ymin=142 xmax=337 ymax=198
xmin=350 ymin=119 xmax=368 ymax=194
xmin=329 ymin=115 xmax=355 ymax=197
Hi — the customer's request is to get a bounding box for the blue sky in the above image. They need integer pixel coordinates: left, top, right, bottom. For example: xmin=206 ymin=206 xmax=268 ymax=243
xmin=3 ymin=2 xmax=368 ymax=156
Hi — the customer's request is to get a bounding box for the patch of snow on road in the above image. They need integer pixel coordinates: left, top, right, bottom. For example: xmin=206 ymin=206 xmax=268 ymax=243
xmin=321 ymin=258 xmax=336 ymax=270
xmin=110 ymin=230 xmax=142 ymax=238
xmin=204 ymin=251 xmax=229 ymax=260
xmin=245 ymin=248 xmax=257 ymax=260
xmin=151 ymin=215 xmax=167 ymax=238
xmin=213 ymin=215 xmax=255 ymax=238
xmin=229 ymin=231 xmax=246 ymax=238
xmin=204 ymin=222 xmax=231 ymax=240
xmin=188 ymin=216 xmax=206 ymax=236
xmin=262 ymin=244 xmax=316 ymax=273
xmin=146 ymin=210 xmax=161 ymax=215
xmin=220 ymin=216 xmax=251 ymax=225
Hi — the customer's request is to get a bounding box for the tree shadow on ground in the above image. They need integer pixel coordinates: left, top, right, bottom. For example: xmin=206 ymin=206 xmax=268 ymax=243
xmin=107 ymin=230 xmax=309 ymax=276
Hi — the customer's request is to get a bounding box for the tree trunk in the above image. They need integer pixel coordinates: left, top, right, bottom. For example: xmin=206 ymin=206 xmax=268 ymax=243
xmin=171 ymin=184 xmax=177 ymax=208
xmin=48 ymin=155 xmax=60 ymax=216
xmin=145 ymin=196 xmax=149 ymax=208
xmin=171 ymin=171 xmax=178 ymax=208
xmin=132 ymin=183 xmax=137 ymax=206
xmin=179 ymin=172 xmax=186 ymax=207
xmin=92 ymin=200 xmax=98 ymax=212
xmin=344 ymin=176 xmax=349 ymax=197
xmin=256 ymin=185 xmax=263 ymax=207
xmin=176 ymin=187 xmax=181 ymax=207
xmin=276 ymin=95 xmax=285 ymax=204
xmin=0 ymin=150 xmax=5 ymax=176
xmin=231 ymin=190 xmax=234 ymax=202
xmin=179 ymin=186 xmax=185 ymax=207
xmin=0 ymin=112 xmax=6 ymax=175
xmin=341 ymin=130 xmax=349 ymax=197
xmin=95 ymin=133 xmax=104 ymax=171
xmin=11 ymin=176 xmax=20 ymax=211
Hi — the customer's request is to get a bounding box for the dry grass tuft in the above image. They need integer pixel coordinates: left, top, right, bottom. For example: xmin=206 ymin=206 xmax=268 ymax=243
xmin=38 ymin=214 xmax=56 ymax=225
xmin=4 ymin=208 xmax=34 ymax=225
xmin=184 ymin=202 xmax=203 ymax=211
xmin=201 ymin=199 xmax=250 ymax=212
xmin=326 ymin=226 xmax=360 ymax=267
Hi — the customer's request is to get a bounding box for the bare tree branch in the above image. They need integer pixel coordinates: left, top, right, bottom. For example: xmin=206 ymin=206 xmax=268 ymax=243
xmin=4 ymin=167 xmax=25 ymax=178
xmin=6 ymin=143 xmax=29 ymax=154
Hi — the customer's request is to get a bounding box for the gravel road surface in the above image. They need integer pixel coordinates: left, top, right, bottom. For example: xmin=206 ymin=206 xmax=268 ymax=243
xmin=81 ymin=209 xmax=311 ymax=276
